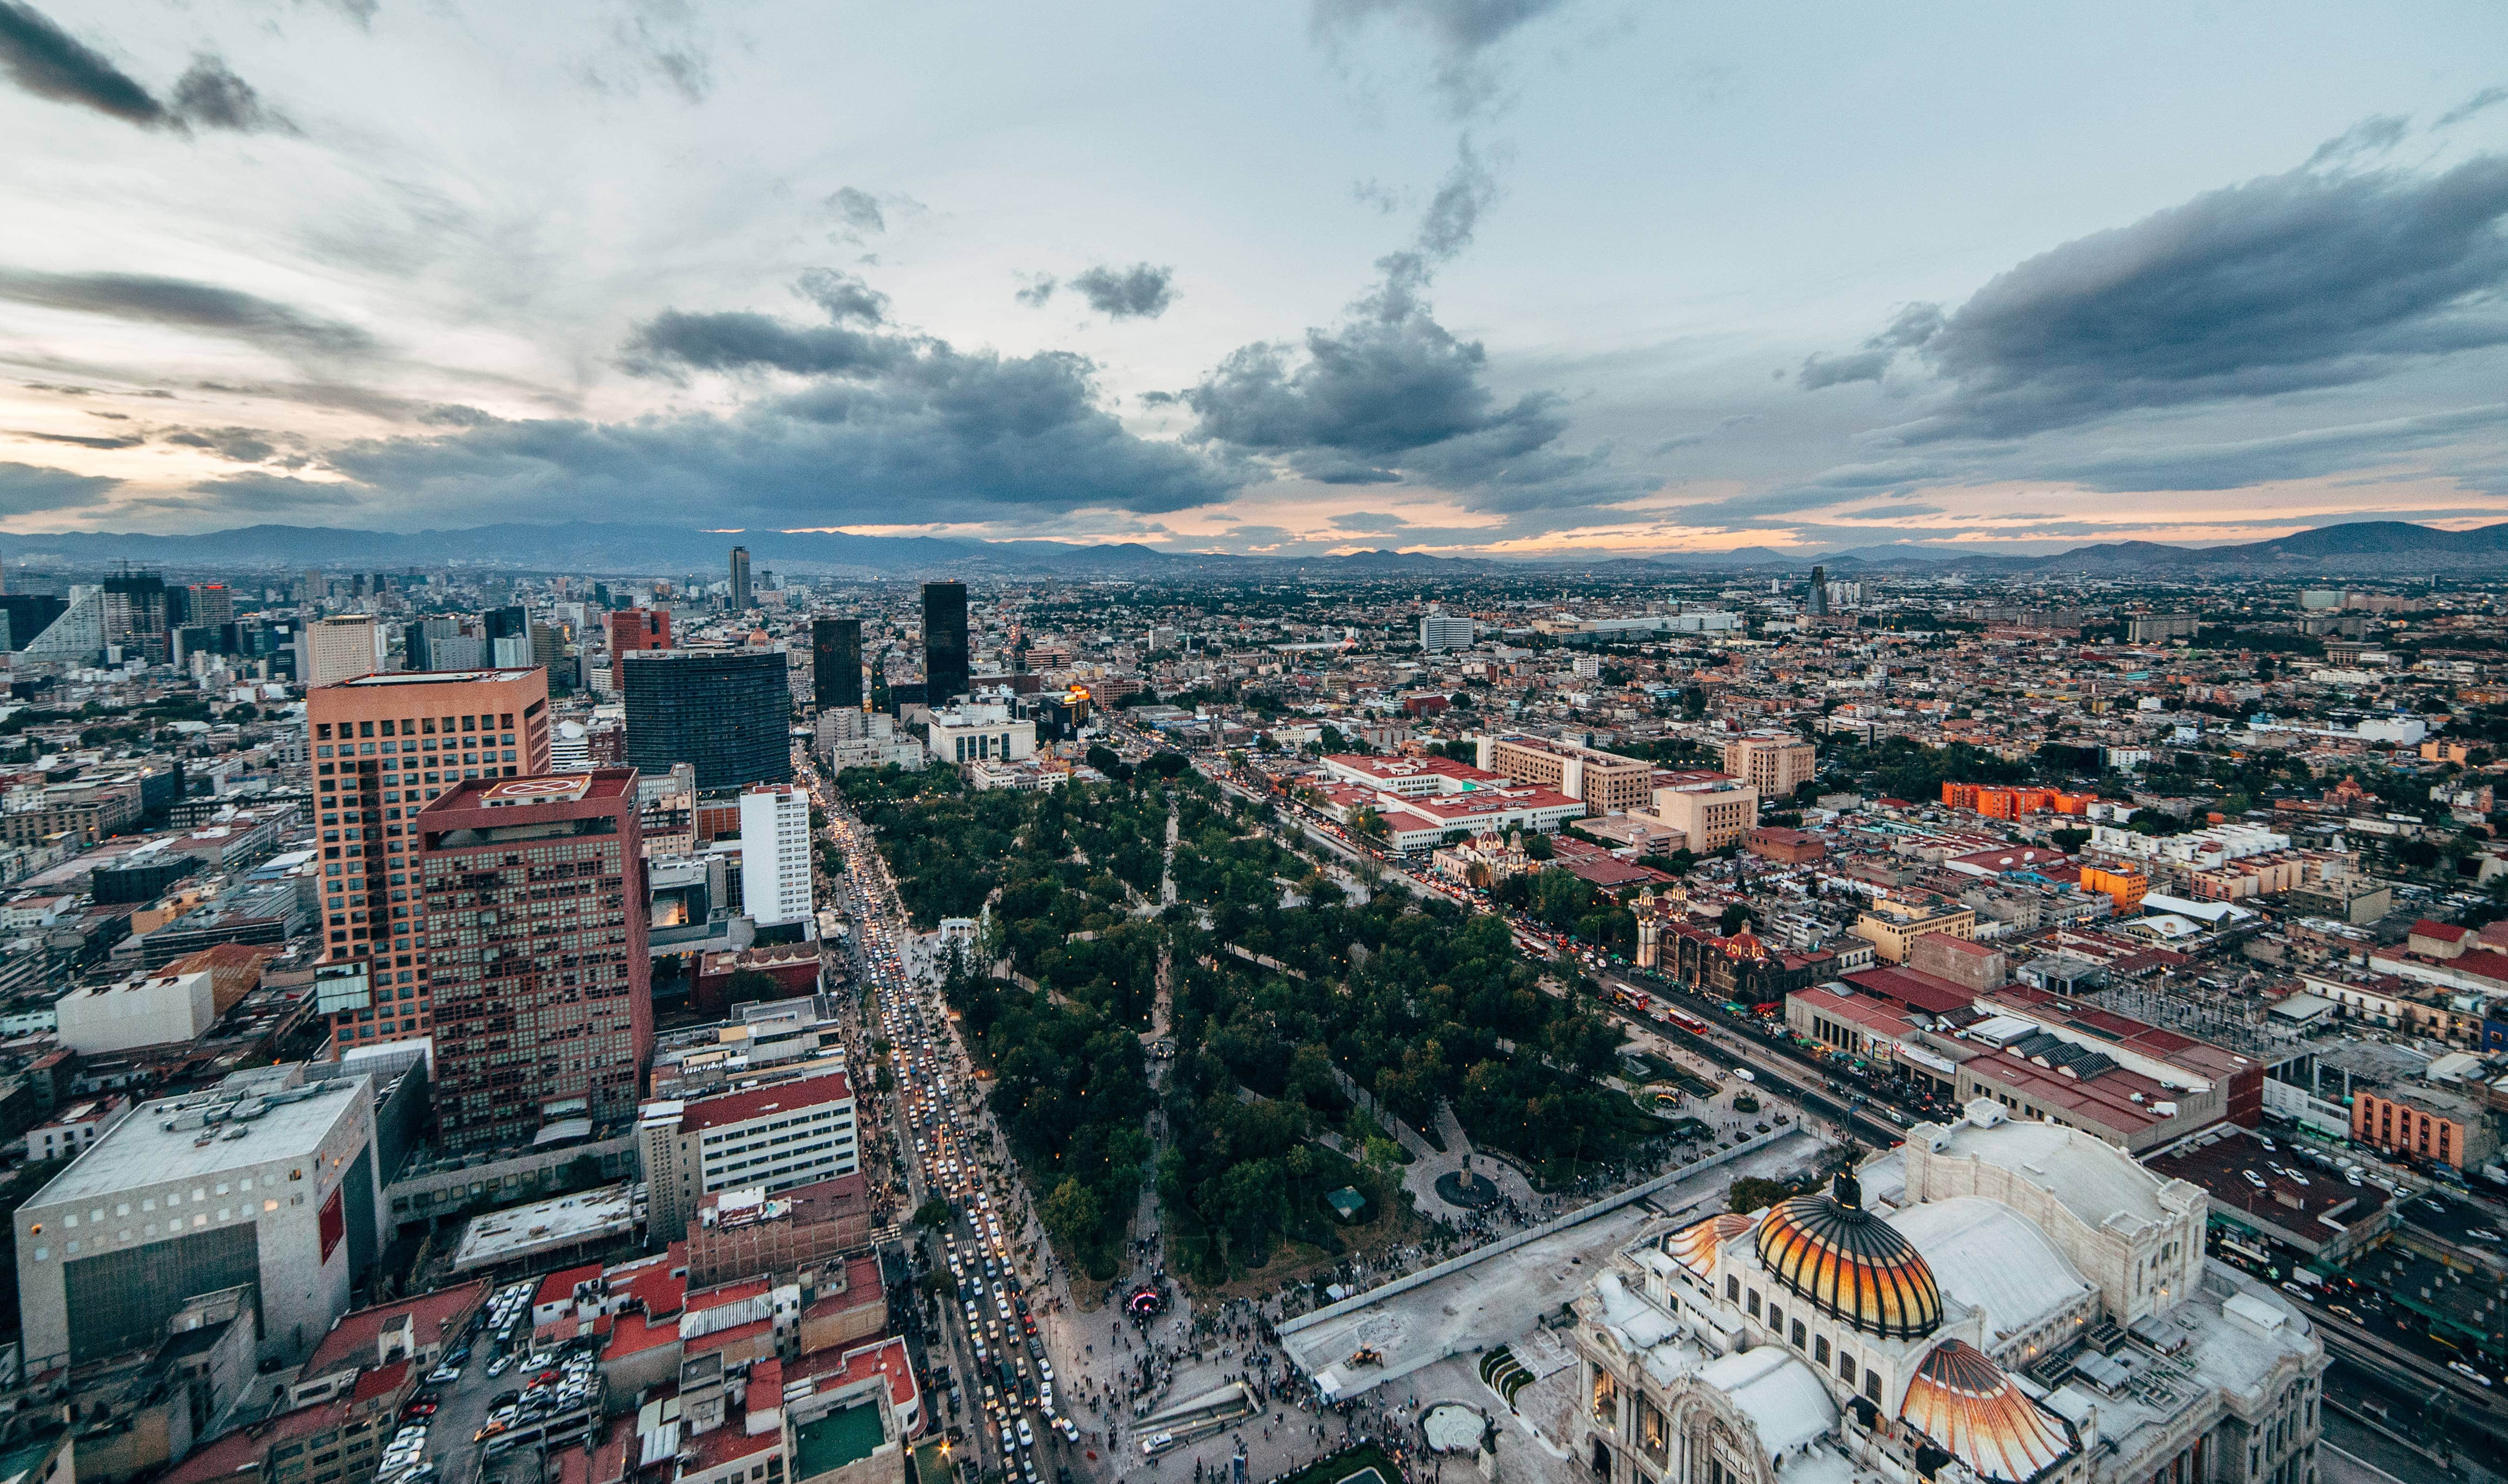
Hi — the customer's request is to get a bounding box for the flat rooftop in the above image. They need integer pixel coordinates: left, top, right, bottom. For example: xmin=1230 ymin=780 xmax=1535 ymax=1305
xmin=2144 ymin=1131 xmax=2390 ymax=1249
xmin=25 ymin=1074 xmax=368 ymax=1208
xmin=452 ymin=1182 xmax=639 ymax=1270
xmin=330 ymin=669 xmax=538 ymax=687
xmin=791 ymin=1400 xmax=885 ymax=1479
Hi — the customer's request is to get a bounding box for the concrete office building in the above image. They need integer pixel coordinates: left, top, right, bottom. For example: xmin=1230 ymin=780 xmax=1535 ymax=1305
xmin=740 ymin=782 xmax=815 ymax=928
xmin=14 ymin=1064 xmax=386 ymax=1372
xmin=922 ymin=581 xmax=969 ymax=704
xmin=419 ymin=772 xmax=653 ymax=1151
xmin=302 ymin=616 xmax=382 ymax=686
xmin=813 ymin=618 xmax=863 ymax=713
xmin=305 ymin=668 xmax=553 ymax=1049
xmin=54 ymin=964 xmax=221 ymax=1053
xmin=924 ymin=705 xmax=1035 ymax=766
xmin=639 ymin=1067 xmax=860 ymax=1240
xmin=1643 ymin=775 xmax=1760 ymax=851
xmin=1719 ymin=733 xmax=1817 ymax=799
xmin=621 ymin=648 xmax=794 ymax=792
xmin=1419 ymin=613 xmax=1476 ymax=650
xmin=1478 ymin=733 xmax=1654 ymax=814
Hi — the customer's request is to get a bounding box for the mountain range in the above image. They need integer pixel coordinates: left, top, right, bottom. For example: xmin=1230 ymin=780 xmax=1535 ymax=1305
xmin=1 ymin=519 xmax=2503 ymax=579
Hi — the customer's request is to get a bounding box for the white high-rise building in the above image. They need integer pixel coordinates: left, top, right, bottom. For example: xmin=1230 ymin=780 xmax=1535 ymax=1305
xmin=740 ymin=782 xmax=814 ymax=928
xmin=1419 ymin=613 xmax=1476 ymax=650
xmin=302 ymin=615 xmax=381 ymax=686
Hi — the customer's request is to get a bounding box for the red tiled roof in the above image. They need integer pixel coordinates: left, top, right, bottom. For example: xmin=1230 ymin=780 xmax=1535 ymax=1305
xmin=1844 ymin=966 xmax=1973 ymax=1016
xmin=2410 ymin=919 xmax=2469 ymax=942
xmin=301 ymin=1279 xmax=490 ymax=1380
xmin=349 ymin=1358 xmax=412 ymax=1403
xmin=533 ymin=1262 xmax=605 ymax=1309
xmin=685 ymin=1419 xmax=782 ymax=1470
xmin=605 ymin=1308 xmax=680 ymax=1360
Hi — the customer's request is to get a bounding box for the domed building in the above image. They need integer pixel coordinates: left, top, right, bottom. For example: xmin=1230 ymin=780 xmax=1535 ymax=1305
xmin=1571 ymin=1100 xmax=2326 ymax=1484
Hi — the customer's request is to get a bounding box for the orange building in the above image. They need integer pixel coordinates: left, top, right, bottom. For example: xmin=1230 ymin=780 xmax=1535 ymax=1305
xmin=2079 ymin=863 xmax=2148 ymax=914
xmin=305 ymin=667 xmax=553 ymax=1049
xmin=2352 ymin=1086 xmax=2495 ymax=1170
xmin=1941 ymin=782 xmax=2100 ymax=819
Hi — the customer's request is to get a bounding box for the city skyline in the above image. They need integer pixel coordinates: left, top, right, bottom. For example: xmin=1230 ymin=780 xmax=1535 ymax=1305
xmin=2 ymin=3 xmax=2508 ymax=557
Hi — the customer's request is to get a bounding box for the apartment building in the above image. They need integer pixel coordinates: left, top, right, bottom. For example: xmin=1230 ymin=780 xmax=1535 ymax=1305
xmin=1853 ymin=897 xmax=1976 ymax=964
xmin=639 ymin=1067 xmax=860 ymax=1240
xmin=1477 ymin=733 xmax=1653 ymax=814
xmin=305 ymin=667 xmax=552 ymax=1049
xmin=1641 ymin=773 xmax=1759 ymax=851
xmin=1719 ymin=733 xmax=1816 ymax=798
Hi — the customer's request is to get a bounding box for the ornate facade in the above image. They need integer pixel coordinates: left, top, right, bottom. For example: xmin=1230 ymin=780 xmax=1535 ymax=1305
xmin=1570 ymin=1100 xmax=2325 ymax=1484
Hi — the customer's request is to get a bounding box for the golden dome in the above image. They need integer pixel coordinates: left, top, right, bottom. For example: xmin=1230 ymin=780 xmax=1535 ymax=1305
xmin=1753 ymin=1173 xmax=1943 ymax=1340
xmin=1664 ymin=1212 xmax=1754 ymax=1276
xmin=1897 ymin=1340 xmax=2078 ymax=1484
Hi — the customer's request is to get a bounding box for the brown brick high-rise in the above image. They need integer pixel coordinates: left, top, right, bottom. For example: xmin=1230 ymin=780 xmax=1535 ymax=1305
xmin=418 ymin=771 xmax=652 ymax=1150
xmin=305 ymin=668 xmax=551 ymax=1049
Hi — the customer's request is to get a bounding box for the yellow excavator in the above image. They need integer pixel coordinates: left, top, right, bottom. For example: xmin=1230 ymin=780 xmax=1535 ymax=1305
xmin=1347 ymin=1346 xmax=1384 ymax=1367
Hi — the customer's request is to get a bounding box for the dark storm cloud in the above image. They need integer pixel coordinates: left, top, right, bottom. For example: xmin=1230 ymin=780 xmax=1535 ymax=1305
xmin=1311 ymin=0 xmax=1576 ymax=116
xmin=0 ymin=3 xmax=294 ymax=133
xmin=6 ymin=427 xmax=141 ymax=449
xmin=1807 ymin=153 xmax=2508 ymax=444
xmin=320 ymin=271 xmax=1244 ymax=529
xmin=0 ymin=269 xmax=374 ymax=358
xmin=167 ymin=57 xmax=296 ymax=135
xmin=0 ymin=460 xmax=117 ymax=514
xmin=794 ymin=267 xmax=888 ymax=327
xmin=320 ymin=386 xmax=1237 ymax=529
xmin=1183 ymin=138 xmax=1619 ymax=509
xmin=1069 ymin=263 xmax=1175 ymax=320
xmin=0 ymin=0 xmax=161 ymax=124
xmin=620 ymin=309 xmax=907 ymax=379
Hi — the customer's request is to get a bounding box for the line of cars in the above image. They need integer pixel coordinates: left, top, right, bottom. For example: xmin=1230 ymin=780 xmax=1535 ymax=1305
xmin=865 ymin=898 xmax=1082 ymax=1484
xmin=473 ymin=1346 xmax=602 ymax=1456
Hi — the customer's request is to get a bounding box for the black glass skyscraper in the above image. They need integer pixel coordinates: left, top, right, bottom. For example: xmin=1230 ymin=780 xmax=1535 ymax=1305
xmin=620 ymin=647 xmax=794 ymax=791
xmin=729 ymin=546 xmax=752 ymax=612
xmin=813 ymin=617 xmax=863 ymax=712
xmin=922 ymin=581 xmax=968 ymax=703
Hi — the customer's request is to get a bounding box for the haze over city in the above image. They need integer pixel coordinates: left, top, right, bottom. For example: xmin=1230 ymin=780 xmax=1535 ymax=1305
xmin=3 ymin=1 xmax=2508 ymax=556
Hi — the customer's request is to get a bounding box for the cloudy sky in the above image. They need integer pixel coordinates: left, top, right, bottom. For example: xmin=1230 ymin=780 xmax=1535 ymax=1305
xmin=3 ymin=0 xmax=2508 ymax=556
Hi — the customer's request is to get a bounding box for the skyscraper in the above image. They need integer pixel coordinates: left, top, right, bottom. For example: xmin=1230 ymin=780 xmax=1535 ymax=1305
xmin=922 ymin=580 xmax=968 ymax=704
xmin=305 ymin=666 xmax=553 ymax=1049
xmin=102 ymin=568 xmax=170 ymax=663
xmin=813 ymin=617 xmax=863 ymax=713
xmin=739 ymin=782 xmax=814 ymax=928
xmin=303 ymin=614 xmax=383 ymax=685
xmin=184 ymin=583 xmax=234 ymax=628
xmin=418 ymin=771 xmax=651 ymax=1150
xmin=1807 ymin=564 xmax=1830 ymax=618
xmin=620 ymin=647 xmax=794 ymax=791
xmin=729 ymin=546 xmax=752 ymax=612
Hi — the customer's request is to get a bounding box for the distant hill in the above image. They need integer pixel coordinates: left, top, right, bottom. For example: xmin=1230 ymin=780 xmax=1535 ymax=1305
xmin=1 ymin=517 xmax=2500 ymax=578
